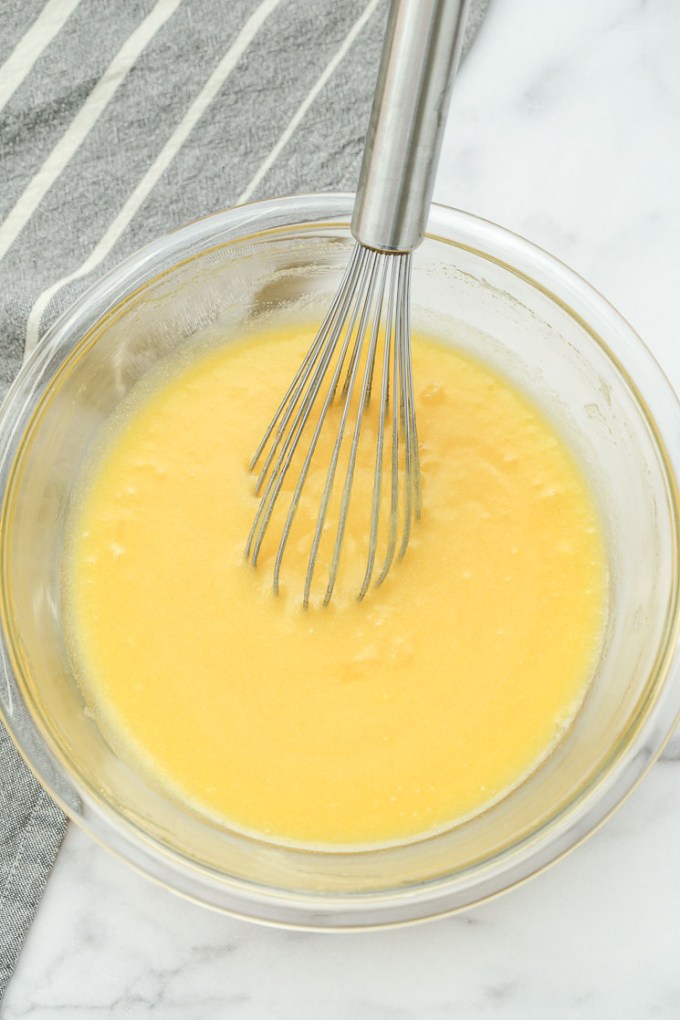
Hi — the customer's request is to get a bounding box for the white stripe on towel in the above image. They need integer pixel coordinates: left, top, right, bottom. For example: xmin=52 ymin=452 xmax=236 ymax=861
xmin=0 ymin=0 xmax=184 ymax=265
xmin=24 ymin=0 xmax=283 ymax=359
xmin=0 ymin=0 xmax=83 ymax=114
xmin=237 ymin=0 xmax=380 ymax=205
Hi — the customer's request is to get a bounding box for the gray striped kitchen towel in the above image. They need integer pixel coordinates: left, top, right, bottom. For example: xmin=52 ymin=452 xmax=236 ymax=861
xmin=0 ymin=0 xmax=489 ymax=999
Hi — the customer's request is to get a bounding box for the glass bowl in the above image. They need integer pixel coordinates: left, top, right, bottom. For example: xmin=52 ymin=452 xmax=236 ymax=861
xmin=1 ymin=194 xmax=679 ymax=930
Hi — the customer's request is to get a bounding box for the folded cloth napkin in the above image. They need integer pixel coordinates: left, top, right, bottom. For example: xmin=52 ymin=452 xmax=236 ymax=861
xmin=0 ymin=0 xmax=489 ymax=999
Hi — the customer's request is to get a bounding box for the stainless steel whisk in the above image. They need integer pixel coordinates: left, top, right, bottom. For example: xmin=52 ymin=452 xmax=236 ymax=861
xmin=247 ymin=0 xmax=468 ymax=606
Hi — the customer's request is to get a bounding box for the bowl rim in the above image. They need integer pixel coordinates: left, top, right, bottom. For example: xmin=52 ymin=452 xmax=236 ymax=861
xmin=1 ymin=192 xmax=680 ymax=929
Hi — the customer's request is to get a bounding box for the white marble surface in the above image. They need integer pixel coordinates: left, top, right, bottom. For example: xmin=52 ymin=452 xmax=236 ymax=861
xmin=6 ymin=0 xmax=680 ymax=1015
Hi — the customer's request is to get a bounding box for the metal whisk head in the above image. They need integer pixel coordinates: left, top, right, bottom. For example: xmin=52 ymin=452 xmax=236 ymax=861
xmin=246 ymin=243 xmax=421 ymax=607
xmin=243 ymin=0 xmax=468 ymax=604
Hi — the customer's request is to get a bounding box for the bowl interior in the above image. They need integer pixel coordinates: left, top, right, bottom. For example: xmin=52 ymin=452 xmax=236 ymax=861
xmin=1 ymin=205 xmax=678 ymax=923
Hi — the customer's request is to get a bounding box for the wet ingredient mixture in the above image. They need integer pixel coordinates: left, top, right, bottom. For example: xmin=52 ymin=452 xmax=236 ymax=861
xmin=65 ymin=324 xmax=607 ymax=846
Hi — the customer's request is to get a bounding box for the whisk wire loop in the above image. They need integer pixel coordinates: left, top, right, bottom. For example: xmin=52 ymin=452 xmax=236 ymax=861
xmin=250 ymin=246 xmax=367 ymax=499
xmin=398 ymin=256 xmax=422 ymax=558
xmin=249 ymin=247 xmax=365 ymax=480
xmin=359 ymin=255 xmax=397 ymax=599
xmin=247 ymin=243 xmax=421 ymax=606
xmin=271 ymin=249 xmax=378 ymax=595
xmin=245 ymin=247 xmax=368 ymax=566
xmin=321 ymin=256 xmax=389 ymax=606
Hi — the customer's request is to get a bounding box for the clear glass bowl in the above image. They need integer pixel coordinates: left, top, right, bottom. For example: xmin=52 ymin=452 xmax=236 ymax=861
xmin=1 ymin=194 xmax=679 ymax=929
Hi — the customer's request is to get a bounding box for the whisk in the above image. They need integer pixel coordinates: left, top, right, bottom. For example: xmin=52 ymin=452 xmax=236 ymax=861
xmin=247 ymin=0 xmax=468 ymax=606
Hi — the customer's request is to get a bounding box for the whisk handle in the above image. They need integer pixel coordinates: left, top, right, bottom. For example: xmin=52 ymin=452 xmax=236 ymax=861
xmin=352 ymin=0 xmax=468 ymax=254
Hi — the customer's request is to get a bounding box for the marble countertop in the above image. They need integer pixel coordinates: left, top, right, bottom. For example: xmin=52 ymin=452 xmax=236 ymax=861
xmin=6 ymin=0 xmax=680 ymax=1015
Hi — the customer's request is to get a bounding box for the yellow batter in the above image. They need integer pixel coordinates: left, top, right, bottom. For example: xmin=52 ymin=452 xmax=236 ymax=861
xmin=65 ymin=324 xmax=607 ymax=847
